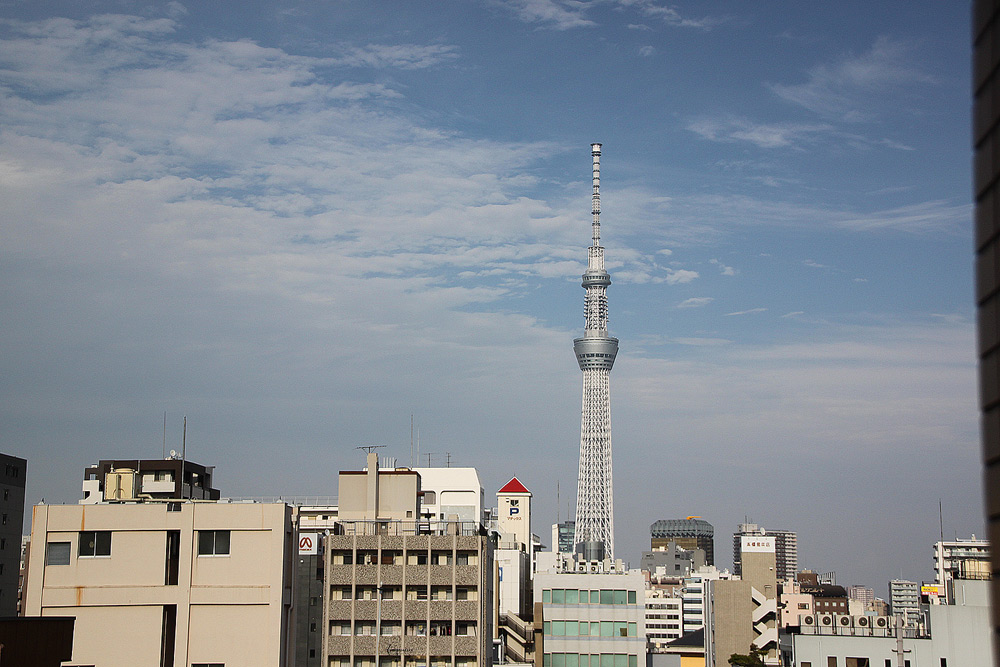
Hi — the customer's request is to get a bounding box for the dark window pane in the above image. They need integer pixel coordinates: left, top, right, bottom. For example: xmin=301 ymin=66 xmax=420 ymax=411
xmin=214 ymin=530 xmax=230 ymax=555
xmin=199 ymin=531 xmax=214 ymax=555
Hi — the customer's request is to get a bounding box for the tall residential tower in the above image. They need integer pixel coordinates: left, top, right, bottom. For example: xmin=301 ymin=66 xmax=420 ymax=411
xmin=573 ymin=143 xmax=619 ymax=558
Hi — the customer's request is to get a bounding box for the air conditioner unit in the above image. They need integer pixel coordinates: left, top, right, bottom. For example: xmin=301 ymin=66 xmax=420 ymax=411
xmin=577 ymin=563 xmax=586 ymax=572
xmin=873 ymin=616 xmax=890 ymax=629
xmin=856 ymin=616 xmax=870 ymax=627
xmin=801 ymin=615 xmax=815 ymax=626
xmin=838 ymin=614 xmax=852 ymax=627
xmin=818 ymin=613 xmax=835 ymax=627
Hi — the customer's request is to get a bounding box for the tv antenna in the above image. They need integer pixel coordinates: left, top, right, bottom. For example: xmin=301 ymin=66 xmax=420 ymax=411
xmin=356 ymin=445 xmax=386 ymax=454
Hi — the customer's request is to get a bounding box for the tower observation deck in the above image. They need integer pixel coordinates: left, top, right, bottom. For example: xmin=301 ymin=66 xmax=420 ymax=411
xmin=573 ymin=143 xmax=618 ymax=558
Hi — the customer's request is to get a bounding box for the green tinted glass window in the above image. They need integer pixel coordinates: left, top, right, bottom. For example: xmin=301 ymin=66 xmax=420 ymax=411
xmin=600 ymin=622 xmax=613 ymax=637
xmin=600 ymin=590 xmax=613 ymax=605
xmin=590 ymin=590 xmax=599 ymax=604
xmin=600 ymin=655 xmax=613 ymax=667
xmin=565 ymin=621 xmax=578 ymax=636
xmin=614 ymin=655 xmax=626 ymax=667
xmin=628 ymin=656 xmax=637 ymax=667
xmin=627 ymin=591 xmax=636 ymax=604
xmin=590 ymin=623 xmax=600 ymax=637
xmin=543 ymin=656 xmax=551 ymax=667
xmin=627 ymin=623 xmax=636 ymax=637
xmin=553 ymin=621 xmax=565 ymax=636
xmin=553 ymin=655 xmax=565 ymax=667
xmin=543 ymin=590 xmax=551 ymax=603
xmin=543 ymin=622 xmax=551 ymax=635
xmin=613 ymin=590 xmax=626 ymax=605
xmin=553 ymin=589 xmax=565 ymax=604
xmin=566 ymin=589 xmax=579 ymax=604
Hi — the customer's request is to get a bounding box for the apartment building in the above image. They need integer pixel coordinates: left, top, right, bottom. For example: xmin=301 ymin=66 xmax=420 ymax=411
xmin=323 ymin=453 xmax=494 ymax=667
xmin=24 ymin=499 xmax=294 ymax=666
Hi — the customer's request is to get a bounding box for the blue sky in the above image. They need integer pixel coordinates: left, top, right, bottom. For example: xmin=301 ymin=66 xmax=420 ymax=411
xmin=0 ymin=1 xmax=978 ymax=595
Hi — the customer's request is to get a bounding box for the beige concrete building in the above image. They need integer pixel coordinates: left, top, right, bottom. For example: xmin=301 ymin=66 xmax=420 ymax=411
xmin=323 ymin=453 xmax=494 ymax=667
xmin=705 ymin=536 xmax=778 ymax=667
xmin=24 ymin=500 xmax=294 ymax=666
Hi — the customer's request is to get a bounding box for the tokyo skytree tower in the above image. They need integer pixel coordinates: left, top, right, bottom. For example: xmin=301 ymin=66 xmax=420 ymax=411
xmin=573 ymin=143 xmax=619 ymax=558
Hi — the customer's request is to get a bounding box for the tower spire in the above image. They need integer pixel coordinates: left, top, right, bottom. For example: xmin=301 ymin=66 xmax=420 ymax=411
xmin=573 ymin=142 xmax=619 ymax=558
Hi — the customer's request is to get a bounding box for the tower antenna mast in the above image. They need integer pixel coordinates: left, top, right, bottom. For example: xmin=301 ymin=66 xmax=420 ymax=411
xmin=572 ymin=143 xmax=619 ymax=558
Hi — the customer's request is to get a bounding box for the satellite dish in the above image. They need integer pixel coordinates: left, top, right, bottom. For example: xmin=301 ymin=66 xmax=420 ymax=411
xmin=169 ymin=450 xmax=177 ymax=459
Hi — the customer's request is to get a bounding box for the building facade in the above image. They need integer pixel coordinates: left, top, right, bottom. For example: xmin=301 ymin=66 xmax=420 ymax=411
xmin=534 ymin=557 xmax=646 ymax=667
xmin=706 ymin=536 xmax=778 ymax=667
xmin=732 ymin=524 xmax=797 ymax=582
xmin=24 ymin=500 xmax=294 ymax=666
xmin=650 ymin=518 xmax=714 ymax=567
xmin=888 ymin=579 xmax=921 ymax=629
xmin=323 ymin=453 xmax=494 ymax=667
xmin=0 ymin=453 xmax=25 ymax=616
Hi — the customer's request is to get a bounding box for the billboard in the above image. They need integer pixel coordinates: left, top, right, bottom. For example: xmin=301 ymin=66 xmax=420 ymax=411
xmin=741 ymin=535 xmax=776 ymax=553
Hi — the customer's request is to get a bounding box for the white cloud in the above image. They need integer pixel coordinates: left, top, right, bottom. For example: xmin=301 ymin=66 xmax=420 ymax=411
xmin=710 ymin=258 xmax=736 ymax=275
xmin=687 ymin=117 xmax=832 ymax=148
xmin=769 ymin=36 xmax=935 ymax=122
xmin=333 ymin=43 xmax=460 ymax=69
xmin=665 ymin=269 xmax=699 ymax=284
xmin=497 ymin=0 xmax=595 ymax=29
xmin=678 ymin=297 xmax=713 ymax=308
xmin=639 ymin=45 xmax=655 ymax=57
xmin=725 ymin=307 xmax=767 ymax=316
xmin=781 ymin=311 xmax=804 ymax=318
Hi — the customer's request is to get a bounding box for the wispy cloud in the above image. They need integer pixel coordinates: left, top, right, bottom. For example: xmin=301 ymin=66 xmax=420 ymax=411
xmin=639 ymin=45 xmax=655 ymax=57
xmin=678 ymin=296 xmax=713 ymax=308
xmin=687 ymin=117 xmax=833 ymax=148
xmin=782 ymin=311 xmax=804 ymax=318
xmin=333 ymin=43 xmax=460 ymax=69
xmin=769 ymin=36 xmax=935 ymax=122
xmin=725 ymin=307 xmax=767 ymax=316
xmin=710 ymin=258 xmax=736 ymax=275
xmin=496 ymin=0 xmax=595 ymax=29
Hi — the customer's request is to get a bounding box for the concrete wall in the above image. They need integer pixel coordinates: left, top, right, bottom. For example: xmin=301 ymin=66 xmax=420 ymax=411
xmin=24 ymin=501 xmax=293 ymax=667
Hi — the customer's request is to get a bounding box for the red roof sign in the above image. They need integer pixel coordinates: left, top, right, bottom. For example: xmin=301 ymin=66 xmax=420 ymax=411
xmin=498 ymin=477 xmax=531 ymax=494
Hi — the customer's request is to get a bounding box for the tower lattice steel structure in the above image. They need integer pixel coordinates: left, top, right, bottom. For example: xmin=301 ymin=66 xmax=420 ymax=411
xmin=573 ymin=143 xmax=619 ymax=558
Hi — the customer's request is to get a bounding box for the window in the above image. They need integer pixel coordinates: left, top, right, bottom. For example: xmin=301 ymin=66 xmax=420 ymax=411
xmin=79 ymin=531 xmax=111 ymax=557
xmin=627 ymin=590 xmax=636 ymax=604
xmin=423 ymin=491 xmax=436 ymax=504
xmin=408 ymin=552 xmax=428 ymax=565
xmin=46 ymin=542 xmax=70 ymax=566
xmin=542 ymin=589 xmax=551 ymax=603
xmin=198 ymin=530 xmax=230 ymax=556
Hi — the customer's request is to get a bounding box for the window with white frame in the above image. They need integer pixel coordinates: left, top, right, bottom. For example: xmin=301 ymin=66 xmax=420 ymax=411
xmin=198 ymin=530 xmax=230 ymax=556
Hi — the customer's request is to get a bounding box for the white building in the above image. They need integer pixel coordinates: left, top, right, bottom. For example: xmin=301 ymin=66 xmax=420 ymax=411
xmin=934 ymin=537 xmax=990 ymax=596
xmin=784 ymin=580 xmax=992 ymax=667
xmin=644 ymin=588 xmax=683 ymax=646
xmin=414 ymin=467 xmax=485 ymax=527
xmin=535 ymin=553 xmax=646 ymax=667
xmin=680 ymin=566 xmax=730 ymax=635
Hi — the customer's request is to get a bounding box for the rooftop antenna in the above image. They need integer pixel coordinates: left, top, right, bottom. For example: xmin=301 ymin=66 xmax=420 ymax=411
xmin=356 ymin=445 xmax=386 ymax=454
xmin=445 ymin=452 xmax=452 ymax=468
xmin=180 ymin=416 xmax=187 ymax=500
xmin=410 ymin=414 xmax=414 ymax=468
xmin=162 ymin=412 xmax=167 ymax=460
xmin=939 ymin=499 xmax=944 ymax=543
xmin=557 ymin=481 xmax=560 ymax=524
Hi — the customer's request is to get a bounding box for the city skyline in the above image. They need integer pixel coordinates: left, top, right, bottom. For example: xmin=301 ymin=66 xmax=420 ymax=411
xmin=0 ymin=0 xmax=980 ymax=597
